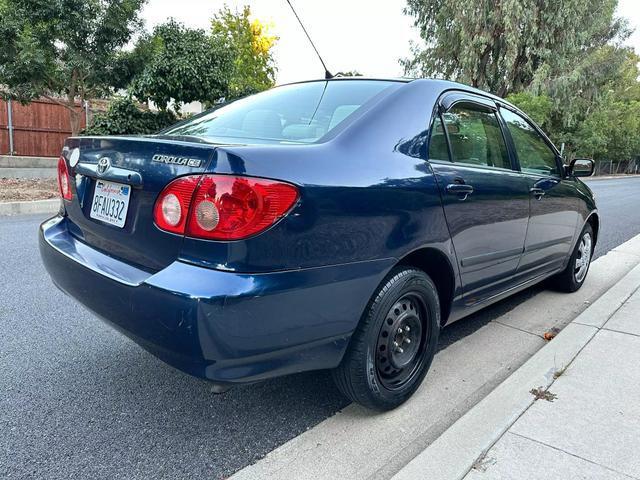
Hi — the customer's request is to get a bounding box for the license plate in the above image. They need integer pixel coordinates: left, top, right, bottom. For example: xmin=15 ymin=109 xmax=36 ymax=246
xmin=90 ymin=180 xmax=131 ymax=228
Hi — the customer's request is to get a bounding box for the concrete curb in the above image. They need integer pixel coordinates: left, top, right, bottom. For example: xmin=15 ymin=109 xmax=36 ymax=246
xmin=582 ymin=175 xmax=640 ymax=181
xmin=392 ymin=261 xmax=640 ymax=480
xmin=0 ymin=199 xmax=60 ymax=216
xmin=0 ymin=155 xmax=57 ymax=168
xmin=0 ymin=167 xmax=57 ymax=179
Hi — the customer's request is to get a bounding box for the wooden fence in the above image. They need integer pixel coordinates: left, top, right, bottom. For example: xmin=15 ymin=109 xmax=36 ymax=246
xmin=0 ymin=99 xmax=86 ymax=158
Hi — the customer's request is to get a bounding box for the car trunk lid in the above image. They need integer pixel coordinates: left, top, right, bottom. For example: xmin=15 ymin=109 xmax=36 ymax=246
xmin=62 ymin=136 xmax=219 ymax=271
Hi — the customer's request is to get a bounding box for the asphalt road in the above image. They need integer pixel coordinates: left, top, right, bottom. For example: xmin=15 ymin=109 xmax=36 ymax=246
xmin=1 ymin=176 xmax=639 ymax=479
xmin=585 ymin=177 xmax=640 ymax=258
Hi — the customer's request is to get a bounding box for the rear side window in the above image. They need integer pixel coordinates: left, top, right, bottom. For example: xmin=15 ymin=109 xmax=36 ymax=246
xmin=428 ymin=116 xmax=450 ymax=161
xmin=163 ymin=80 xmax=401 ymax=144
xmin=500 ymin=109 xmax=559 ymax=176
xmin=440 ymin=106 xmax=511 ymax=169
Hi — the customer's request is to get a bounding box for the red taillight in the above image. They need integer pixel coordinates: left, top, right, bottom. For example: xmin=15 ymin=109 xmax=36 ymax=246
xmin=57 ymin=156 xmax=72 ymax=200
xmin=152 ymin=175 xmax=200 ymax=234
xmin=153 ymin=174 xmax=299 ymax=240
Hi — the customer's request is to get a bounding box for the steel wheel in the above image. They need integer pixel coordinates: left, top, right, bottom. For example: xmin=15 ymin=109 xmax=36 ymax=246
xmin=333 ymin=267 xmax=440 ymax=410
xmin=574 ymin=232 xmax=592 ymax=283
xmin=375 ymin=293 xmax=430 ymax=390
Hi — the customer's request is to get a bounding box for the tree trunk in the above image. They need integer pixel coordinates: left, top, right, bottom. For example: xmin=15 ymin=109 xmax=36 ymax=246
xmin=67 ymin=69 xmax=81 ymax=136
xmin=69 ymin=108 xmax=81 ymax=137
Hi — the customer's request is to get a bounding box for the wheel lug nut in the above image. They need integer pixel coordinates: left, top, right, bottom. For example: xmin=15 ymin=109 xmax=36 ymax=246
xmin=397 ymin=347 xmax=404 ymax=354
xmin=404 ymin=338 xmax=411 ymax=344
xmin=393 ymin=341 xmax=399 ymax=348
xmin=404 ymin=326 xmax=410 ymax=332
xmin=397 ymin=327 xmax=403 ymax=334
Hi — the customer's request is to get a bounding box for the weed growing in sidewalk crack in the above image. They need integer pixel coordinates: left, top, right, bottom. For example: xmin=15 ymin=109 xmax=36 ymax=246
xmin=554 ymin=365 xmax=569 ymax=379
xmin=471 ymin=452 xmax=496 ymax=472
xmin=530 ymin=387 xmax=557 ymax=402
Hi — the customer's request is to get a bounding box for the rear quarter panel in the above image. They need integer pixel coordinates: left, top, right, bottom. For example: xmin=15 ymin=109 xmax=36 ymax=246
xmin=178 ymin=81 xmax=457 ymax=277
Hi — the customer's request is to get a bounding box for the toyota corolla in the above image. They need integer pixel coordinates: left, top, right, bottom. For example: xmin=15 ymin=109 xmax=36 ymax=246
xmin=39 ymin=78 xmax=597 ymax=410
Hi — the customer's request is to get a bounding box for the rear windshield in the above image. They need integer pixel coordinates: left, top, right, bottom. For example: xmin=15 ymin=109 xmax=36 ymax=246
xmin=163 ymin=80 xmax=401 ymax=144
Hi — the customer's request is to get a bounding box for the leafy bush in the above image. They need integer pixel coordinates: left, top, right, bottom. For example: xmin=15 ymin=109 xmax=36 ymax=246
xmin=83 ymin=97 xmax=178 ymax=135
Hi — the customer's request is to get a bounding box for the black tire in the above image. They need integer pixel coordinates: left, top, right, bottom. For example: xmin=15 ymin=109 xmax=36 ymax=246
xmin=332 ymin=267 xmax=440 ymax=411
xmin=549 ymin=223 xmax=594 ymax=293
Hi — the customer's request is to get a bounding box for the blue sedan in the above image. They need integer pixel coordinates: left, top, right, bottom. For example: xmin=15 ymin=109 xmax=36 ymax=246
xmin=40 ymin=78 xmax=597 ymax=410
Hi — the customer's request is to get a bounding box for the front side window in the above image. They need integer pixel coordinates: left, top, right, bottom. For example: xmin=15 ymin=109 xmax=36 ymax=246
xmin=163 ymin=80 xmax=401 ymax=144
xmin=500 ymin=109 xmax=559 ymax=176
xmin=440 ymin=105 xmax=511 ymax=169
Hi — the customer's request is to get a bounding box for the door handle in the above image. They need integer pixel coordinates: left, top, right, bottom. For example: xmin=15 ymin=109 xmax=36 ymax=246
xmin=446 ymin=183 xmax=474 ymax=200
xmin=530 ymin=187 xmax=546 ymax=200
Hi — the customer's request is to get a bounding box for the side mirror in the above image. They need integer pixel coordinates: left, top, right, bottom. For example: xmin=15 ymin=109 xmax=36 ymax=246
xmin=568 ymin=158 xmax=595 ymax=177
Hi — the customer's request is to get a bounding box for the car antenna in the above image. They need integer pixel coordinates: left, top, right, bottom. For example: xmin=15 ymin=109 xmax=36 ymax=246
xmin=285 ymin=0 xmax=333 ymax=79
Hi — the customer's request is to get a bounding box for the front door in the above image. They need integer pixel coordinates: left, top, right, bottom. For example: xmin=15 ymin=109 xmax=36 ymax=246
xmin=499 ymin=108 xmax=579 ymax=277
xmin=428 ymin=98 xmax=530 ymax=304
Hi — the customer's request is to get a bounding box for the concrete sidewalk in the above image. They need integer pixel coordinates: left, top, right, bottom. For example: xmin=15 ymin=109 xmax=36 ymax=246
xmin=464 ymin=287 xmax=640 ymax=480
xmin=394 ymin=262 xmax=640 ymax=480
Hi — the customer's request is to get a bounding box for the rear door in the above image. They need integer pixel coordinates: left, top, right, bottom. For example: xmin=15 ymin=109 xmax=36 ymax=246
xmin=498 ymin=108 xmax=579 ymax=277
xmin=429 ymin=94 xmax=530 ymax=304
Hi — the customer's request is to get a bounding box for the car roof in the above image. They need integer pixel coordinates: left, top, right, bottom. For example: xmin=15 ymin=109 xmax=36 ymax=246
xmin=275 ymin=77 xmax=554 ymax=151
xmin=275 ymin=77 xmax=412 ymax=88
xmin=277 ymin=77 xmax=505 ymax=102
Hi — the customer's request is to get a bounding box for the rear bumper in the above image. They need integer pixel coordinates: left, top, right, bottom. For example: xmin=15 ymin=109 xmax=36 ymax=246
xmin=39 ymin=216 xmax=394 ymax=384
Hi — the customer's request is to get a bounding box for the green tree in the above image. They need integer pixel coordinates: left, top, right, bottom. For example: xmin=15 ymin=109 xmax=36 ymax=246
xmin=0 ymin=0 xmax=146 ymax=135
xmin=131 ymin=20 xmax=234 ymax=111
xmin=532 ymin=46 xmax=635 ymax=133
xmin=574 ymin=99 xmax=640 ymax=162
xmin=506 ymin=51 xmax=640 ymax=163
xmin=402 ymin=0 xmax=629 ymax=97
xmin=571 ymin=54 xmax=640 ymax=163
xmin=211 ymin=6 xmax=278 ymax=99
xmin=505 ymin=92 xmax=553 ymax=127
xmin=107 ymin=32 xmax=158 ymax=92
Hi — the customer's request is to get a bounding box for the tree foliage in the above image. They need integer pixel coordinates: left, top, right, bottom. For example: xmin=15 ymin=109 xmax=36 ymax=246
xmin=403 ymin=0 xmax=629 ymax=97
xmin=404 ymin=0 xmax=640 ymax=164
xmin=211 ymin=6 xmax=278 ymax=99
xmin=505 ymin=92 xmax=553 ymax=127
xmin=336 ymin=71 xmax=363 ymax=77
xmin=507 ymin=48 xmax=640 ymax=162
xmin=107 ymin=32 xmax=158 ymax=92
xmin=0 ymin=0 xmax=146 ymax=135
xmin=131 ymin=20 xmax=234 ymax=110
xmin=83 ymin=97 xmax=177 ymax=135
xmin=574 ymin=97 xmax=640 ymax=162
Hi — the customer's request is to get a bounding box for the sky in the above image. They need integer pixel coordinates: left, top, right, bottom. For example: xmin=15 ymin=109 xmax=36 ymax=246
xmin=142 ymin=0 xmax=640 ymax=85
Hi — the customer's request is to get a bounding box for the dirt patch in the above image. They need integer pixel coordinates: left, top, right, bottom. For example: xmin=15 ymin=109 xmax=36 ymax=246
xmin=0 ymin=178 xmax=59 ymax=202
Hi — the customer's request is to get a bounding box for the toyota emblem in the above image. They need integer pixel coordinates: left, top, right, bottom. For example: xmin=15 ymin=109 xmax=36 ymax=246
xmin=97 ymin=157 xmax=111 ymax=175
